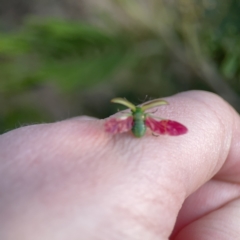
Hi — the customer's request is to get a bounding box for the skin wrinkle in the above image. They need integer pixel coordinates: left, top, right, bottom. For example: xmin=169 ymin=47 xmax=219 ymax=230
xmin=171 ymin=186 xmax=240 ymax=239
xmin=108 ymin=158 xmax=186 ymax=239
xmin=136 ymin=162 xmax=186 ymax=207
xmin=186 ymin=197 xmax=240 ymax=239
xmin=99 ymin=210 xmax=166 ymax=240
xmin=113 ymin=205 xmax=169 ymax=239
xmin=99 ymin=138 xmax=186 ymax=238
xmin=214 ymin=175 xmax=240 ymax=185
xmin=108 ymin=185 xmax=175 ymax=239
xmin=174 ymin=201 xmax=240 ymax=240
xmin=132 ymin=142 xmax=188 ymax=205
xmin=172 ymin=179 xmax=240 ymax=235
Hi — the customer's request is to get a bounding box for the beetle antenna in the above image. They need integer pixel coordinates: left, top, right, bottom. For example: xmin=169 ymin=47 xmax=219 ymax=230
xmin=138 ymin=95 xmax=150 ymax=103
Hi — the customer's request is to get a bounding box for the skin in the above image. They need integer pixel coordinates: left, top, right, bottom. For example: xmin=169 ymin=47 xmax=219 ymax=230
xmin=0 ymin=90 xmax=240 ymax=240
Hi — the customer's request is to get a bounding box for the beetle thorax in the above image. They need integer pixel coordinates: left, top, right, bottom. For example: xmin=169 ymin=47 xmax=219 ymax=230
xmin=132 ymin=107 xmax=145 ymax=120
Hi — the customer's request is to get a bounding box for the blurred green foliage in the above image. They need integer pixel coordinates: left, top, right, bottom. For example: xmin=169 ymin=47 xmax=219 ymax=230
xmin=0 ymin=0 xmax=240 ymax=133
xmin=0 ymin=20 xmax=131 ymax=91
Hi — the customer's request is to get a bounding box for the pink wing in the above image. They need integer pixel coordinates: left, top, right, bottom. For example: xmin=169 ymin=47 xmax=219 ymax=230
xmin=145 ymin=117 xmax=188 ymax=136
xmin=105 ymin=116 xmax=133 ymax=134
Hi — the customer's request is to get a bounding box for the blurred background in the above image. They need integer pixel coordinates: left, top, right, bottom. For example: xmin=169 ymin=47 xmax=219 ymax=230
xmin=0 ymin=0 xmax=240 ymax=133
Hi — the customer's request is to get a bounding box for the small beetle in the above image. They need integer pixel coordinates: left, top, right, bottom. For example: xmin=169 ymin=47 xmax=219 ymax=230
xmin=105 ymin=98 xmax=188 ymax=138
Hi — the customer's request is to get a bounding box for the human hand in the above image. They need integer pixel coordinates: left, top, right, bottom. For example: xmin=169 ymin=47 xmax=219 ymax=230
xmin=0 ymin=91 xmax=240 ymax=240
